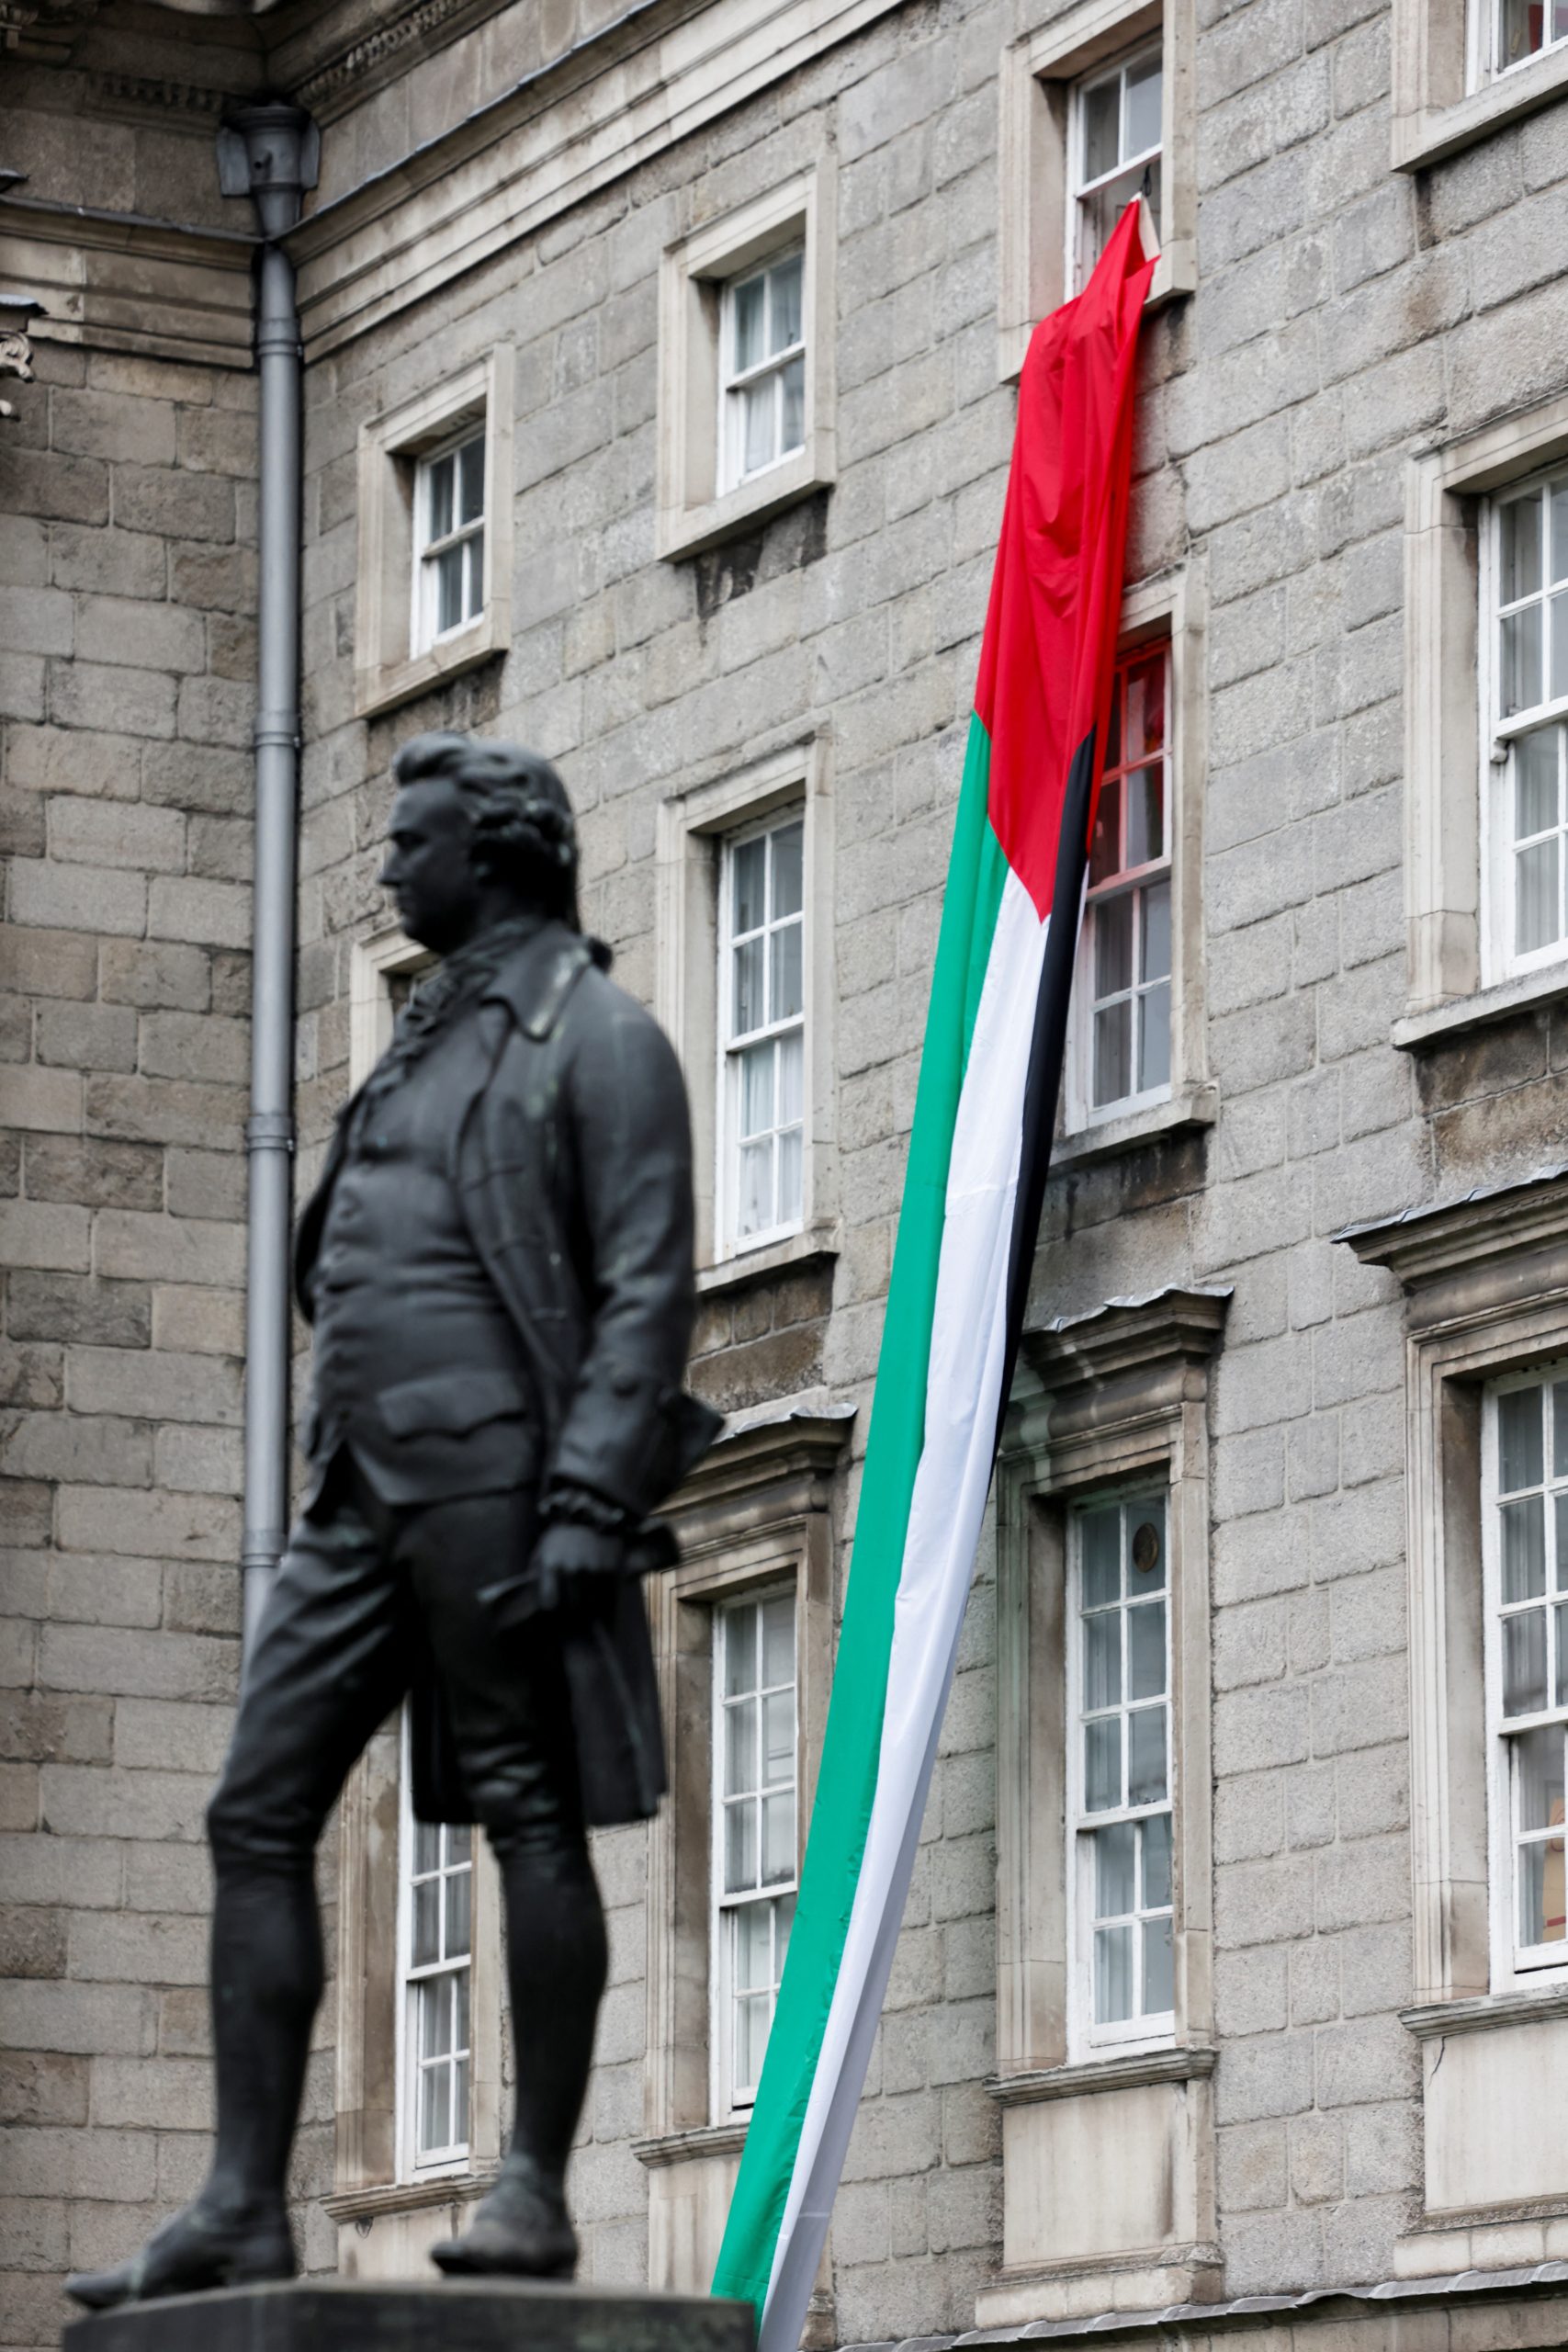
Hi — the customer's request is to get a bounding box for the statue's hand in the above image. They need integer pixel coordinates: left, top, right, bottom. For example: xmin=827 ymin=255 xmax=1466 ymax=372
xmin=527 ymin=1519 xmax=626 ymax=1617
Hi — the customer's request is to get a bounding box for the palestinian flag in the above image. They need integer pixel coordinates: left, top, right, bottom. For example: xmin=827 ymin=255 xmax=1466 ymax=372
xmin=711 ymin=205 xmax=1156 ymax=2350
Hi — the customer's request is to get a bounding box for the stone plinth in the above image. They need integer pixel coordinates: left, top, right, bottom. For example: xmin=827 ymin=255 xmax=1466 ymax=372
xmin=62 ymin=2278 xmax=756 ymax=2352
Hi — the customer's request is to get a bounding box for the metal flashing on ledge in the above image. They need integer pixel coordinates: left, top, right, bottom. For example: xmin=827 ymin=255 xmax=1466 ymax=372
xmin=838 ymin=2261 xmax=1568 ymax=2351
xmin=1333 ymin=1165 xmax=1568 ymax=1287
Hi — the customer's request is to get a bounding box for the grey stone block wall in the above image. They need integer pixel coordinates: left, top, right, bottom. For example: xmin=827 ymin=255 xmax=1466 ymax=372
xmin=0 ymin=340 xmax=262 ymax=2346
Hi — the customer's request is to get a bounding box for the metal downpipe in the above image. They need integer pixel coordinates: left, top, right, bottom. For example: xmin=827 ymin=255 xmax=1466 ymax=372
xmin=217 ymin=107 xmax=318 ymax=1652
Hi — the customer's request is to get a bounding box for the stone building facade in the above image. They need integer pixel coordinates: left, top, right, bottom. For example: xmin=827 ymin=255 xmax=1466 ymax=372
xmin=5 ymin=0 xmax=1568 ymax=2348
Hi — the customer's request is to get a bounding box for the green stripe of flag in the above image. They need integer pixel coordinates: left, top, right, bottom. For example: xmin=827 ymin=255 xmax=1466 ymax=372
xmin=711 ymin=712 xmax=1009 ymax=2313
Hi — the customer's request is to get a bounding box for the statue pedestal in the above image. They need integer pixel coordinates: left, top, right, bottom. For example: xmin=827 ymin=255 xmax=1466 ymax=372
xmin=62 ymin=2278 xmax=756 ymax=2352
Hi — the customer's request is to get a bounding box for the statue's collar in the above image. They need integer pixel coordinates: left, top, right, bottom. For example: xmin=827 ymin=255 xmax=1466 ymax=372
xmin=479 ymin=918 xmax=612 ymax=1041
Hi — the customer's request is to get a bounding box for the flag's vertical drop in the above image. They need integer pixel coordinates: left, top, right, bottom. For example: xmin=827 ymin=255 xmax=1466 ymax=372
xmin=712 ymin=207 xmax=1156 ymax=2352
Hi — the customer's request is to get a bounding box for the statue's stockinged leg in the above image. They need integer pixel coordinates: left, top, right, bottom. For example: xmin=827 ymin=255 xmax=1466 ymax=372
xmin=432 ymin=1842 xmax=607 ymax=2278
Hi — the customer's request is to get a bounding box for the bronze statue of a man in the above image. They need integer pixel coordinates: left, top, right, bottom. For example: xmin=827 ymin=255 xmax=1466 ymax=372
xmin=67 ymin=734 xmax=719 ymax=2310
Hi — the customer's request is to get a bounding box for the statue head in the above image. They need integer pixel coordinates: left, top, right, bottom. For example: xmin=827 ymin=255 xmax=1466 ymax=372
xmin=380 ymin=732 xmax=580 ymax=956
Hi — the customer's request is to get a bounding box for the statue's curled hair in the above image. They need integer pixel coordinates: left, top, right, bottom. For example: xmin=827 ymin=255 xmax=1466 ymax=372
xmin=391 ymin=732 xmax=581 ymax=928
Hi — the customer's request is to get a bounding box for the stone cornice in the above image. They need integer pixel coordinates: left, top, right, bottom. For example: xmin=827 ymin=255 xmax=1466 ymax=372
xmin=0 ymin=194 xmax=255 ymax=368
xmin=1334 ymin=1164 xmax=1568 ymax=1290
xmin=666 ymin=1402 xmax=854 ymax=1523
xmin=289 ymin=0 xmax=516 ymax=119
xmin=285 ymin=0 xmax=904 ymax=358
xmin=1021 ymin=1286 xmax=1233 ymax=1394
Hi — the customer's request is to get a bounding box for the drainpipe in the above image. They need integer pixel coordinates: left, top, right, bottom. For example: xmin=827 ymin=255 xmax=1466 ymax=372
xmin=216 ymin=105 xmax=319 ymax=1652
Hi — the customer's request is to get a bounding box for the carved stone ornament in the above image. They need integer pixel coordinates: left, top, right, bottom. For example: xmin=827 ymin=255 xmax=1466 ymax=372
xmin=0 ymin=297 xmax=43 ymax=424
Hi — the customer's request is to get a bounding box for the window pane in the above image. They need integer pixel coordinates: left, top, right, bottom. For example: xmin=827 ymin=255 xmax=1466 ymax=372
xmin=1127 ymin=1703 xmax=1168 ymax=1804
xmin=1558 ymin=1494 xmax=1568 ymax=1595
xmin=435 ymin=544 xmax=465 ymax=635
xmin=1142 ymin=1810 xmax=1173 ymax=1907
xmin=1084 ymin=1716 xmax=1122 ymax=1813
xmin=777 ymin=1027 xmax=804 ymax=1125
xmin=1559 ymin=1601 xmax=1568 ymax=1705
xmin=761 ymin=1594 xmax=795 ymax=1687
xmin=1125 ymin=52 xmax=1163 ymax=153
xmin=1505 ymin=1607 xmax=1550 ymax=1717
xmin=1500 ymin=1385 xmax=1545 ymax=1491
xmin=777 ymin=1128 xmax=803 ymax=1225
xmin=1083 ymin=74 xmax=1121 ymax=178
xmin=465 ymin=530 xmax=484 ymax=621
xmin=1143 ymin=1915 xmax=1175 ymax=2014
xmin=453 ymin=2054 xmax=469 ymax=2141
xmin=1089 ymin=776 xmax=1122 ymax=885
xmin=733 ymin=835 xmax=767 ymax=933
xmin=446 ymin=1825 xmax=471 ymax=1866
xmin=762 ymin=1690 xmax=794 ymax=1784
xmin=458 ymin=434 xmax=485 ymax=525
xmin=1503 ymin=1495 xmax=1547 ymax=1602
xmin=1517 ymin=837 xmax=1561 ymax=955
xmin=1081 ymin=1508 xmax=1122 ymax=1608
xmin=420 ymin=2061 xmax=449 ymax=2155
xmin=733 ymin=273 xmax=766 ymax=372
xmin=743 ymin=379 xmax=774 ymax=475
xmin=412 ymin=1878 xmax=440 ymax=1968
xmin=446 ymin=1867 xmax=471 ymax=1962
xmin=771 ymin=921 xmax=803 ymax=1022
xmin=1503 ymin=492 xmax=1544 ymax=604
xmin=738 ymin=1992 xmax=771 ymax=2093
xmin=420 ymin=1975 xmax=452 ymax=2060
xmin=1093 ymin=1000 xmax=1132 ymax=1106
xmin=726 ymin=1797 xmax=758 ymax=1893
xmin=1084 ymin=1609 xmax=1122 ymax=1711
xmin=1501 ymin=0 xmax=1542 ymax=63
xmin=772 ymin=820 xmax=804 ymax=918
xmin=738 ymin=1140 xmax=772 ymax=1238
xmin=1518 ymin=1836 xmax=1567 ymax=1948
xmin=1518 ymin=1724 xmax=1565 ymax=1830
xmin=1141 ymin=879 xmax=1172 ymax=982
xmin=1094 ymin=1819 xmax=1136 ymax=1917
xmin=1128 ymin=1598 xmax=1167 ymax=1702
xmin=1094 ymin=1923 xmax=1134 ymax=2022
xmin=454 ymin=1967 xmax=469 ymax=2052
xmin=761 ymin=1791 xmax=794 ymax=1883
xmin=1515 ymin=729 xmax=1559 ymax=840
xmin=1551 ymin=592 xmax=1568 ymax=699
xmin=1127 ymin=764 xmax=1165 ymax=865
xmin=1137 ymin=984 xmax=1172 ymax=1092
xmin=725 ymin=1606 xmax=757 ymax=1696
xmin=427 ymin=452 xmax=455 ymax=542
xmin=735 ymin=1898 xmax=773 ymax=1992
xmin=771 ymin=254 xmax=803 ymax=351
xmin=726 ymin=1696 xmax=757 ymax=1796
xmin=413 ymin=1821 xmax=440 ymax=1875
xmin=733 ymin=936 xmax=765 ymax=1036
xmin=1502 ymin=605 xmax=1543 ymax=716
xmin=1130 ymin=1510 xmax=1166 ymax=1590
xmin=1553 ymin=1382 xmax=1568 ymax=1478
xmin=780 ymin=356 xmax=806 ymax=457
xmin=739 ymin=1039 xmax=773 ymax=1138
xmin=1095 ymin=891 xmax=1134 ymax=993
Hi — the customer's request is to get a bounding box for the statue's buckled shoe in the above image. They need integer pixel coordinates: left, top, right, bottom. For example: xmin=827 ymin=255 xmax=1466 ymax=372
xmin=64 ymin=2199 xmax=296 ymax=2311
xmin=430 ymin=2159 xmax=577 ymax=2281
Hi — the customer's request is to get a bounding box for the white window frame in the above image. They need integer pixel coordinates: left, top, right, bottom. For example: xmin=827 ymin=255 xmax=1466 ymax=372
xmin=1066 ymin=1489 xmax=1177 ymax=2059
xmin=412 ymin=421 xmax=488 ymax=659
xmin=717 ymin=247 xmax=807 ymax=499
xmin=657 ymin=735 xmax=837 ymax=1276
xmin=1066 ymin=40 xmax=1165 ymax=301
xmin=395 ymin=1718 xmax=475 ymax=2181
xmin=1067 ymin=639 xmax=1174 ymax=1131
xmin=716 ymin=808 xmax=807 ymax=1259
xmin=1401 ymin=399 xmax=1568 ymax=1041
xmin=711 ymin=1585 xmax=799 ymax=2119
xmin=1479 ymin=469 xmax=1568 ymax=988
xmin=657 ymin=164 xmax=836 ymax=561
xmin=354 ymin=345 xmax=513 ymax=720
xmin=997 ymin=0 xmax=1195 ymax=383
xmin=1482 ymin=1368 xmax=1568 ymax=1993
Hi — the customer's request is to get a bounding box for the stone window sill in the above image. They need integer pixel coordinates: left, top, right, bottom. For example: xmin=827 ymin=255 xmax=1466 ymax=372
xmin=1401 ymin=1984 xmax=1568 ymax=2039
xmin=1054 ymin=1082 xmax=1218 ymax=1172
xmin=633 ymin=2119 xmax=750 ymax=2169
xmin=321 ymin=2170 xmax=494 ymax=2223
xmin=696 ymin=1227 xmax=840 ymax=1297
xmin=354 ymin=613 xmax=507 ymax=721
xmin=1393 ymin=45 xmax=1568 ymax=170
xmin=1393 ymin=964 xmax=1568 ymax=1052
xmin=987 ymin=2045 xmax=1216 ymax=2105
xmin=658 ymin=448 xmax=834 ymax=563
